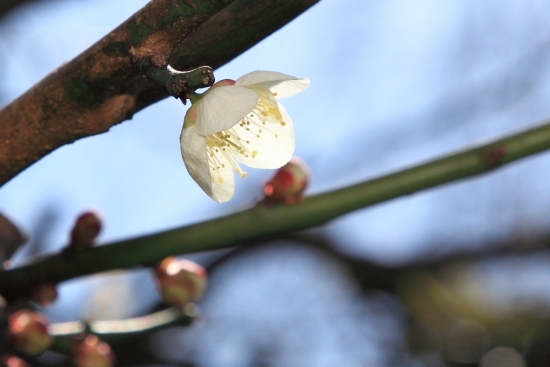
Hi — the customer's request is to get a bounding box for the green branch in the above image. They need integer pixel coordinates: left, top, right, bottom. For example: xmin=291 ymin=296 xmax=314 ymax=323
xmin=1 ymin=119 xmax=550 ymax=299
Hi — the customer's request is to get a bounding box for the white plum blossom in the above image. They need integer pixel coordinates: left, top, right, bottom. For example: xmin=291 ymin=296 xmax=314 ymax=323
xmin=180 ymin=70 xmax=309 ymax=202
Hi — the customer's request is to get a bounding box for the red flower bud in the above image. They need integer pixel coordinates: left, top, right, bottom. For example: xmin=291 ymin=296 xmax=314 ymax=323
xmin=154 ymin=257 xmax=207 ymax=306
xmin=8 ymin=310 xmax=53 ymax=355
xmin=29 ymin=283 xmax=58 ymax=307
xmin=72 ymin=335 xmax=114 ymax=367
xmin=69 ymin=211 xmax=102 ymax=249
xmin=263 ymin=157 xmax=310 ymax=204
xmin=2 ymin=355 xmax=30 ymax=367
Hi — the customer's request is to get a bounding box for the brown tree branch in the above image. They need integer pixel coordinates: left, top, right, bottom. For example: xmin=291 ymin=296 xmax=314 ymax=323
xmin=0 ymin=0 xmax=319 ymax=187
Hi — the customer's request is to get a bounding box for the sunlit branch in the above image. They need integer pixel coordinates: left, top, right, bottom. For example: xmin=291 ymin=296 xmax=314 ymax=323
xmin=1 ymin=118 xmax=550 ymax=300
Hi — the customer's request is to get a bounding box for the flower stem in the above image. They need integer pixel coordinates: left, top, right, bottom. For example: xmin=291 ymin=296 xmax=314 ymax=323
xmin=186 ymin=90 xmax=203 ymax=104
xmin=1 ymin=119 xmax=550 ymax=299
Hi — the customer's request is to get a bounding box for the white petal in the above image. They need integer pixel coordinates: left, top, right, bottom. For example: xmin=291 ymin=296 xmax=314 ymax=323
xmin=180 ymin=125 xmax=212 ymax=196
xmin=196 ymin=86 xmax=258 ymax=135
xmin=231 ymin=101 xmax=295 ymax=169
xmin=206 ymin=145 xmax=236 ymax=203
xmin=183 ymin=102 xmax=199 ymax=128
xmin=235 ymin=70 xmax=310 ymax=99
xmin=235 ymin=70 xmax=296 ymax=85
xmin=180 ymin=124 xmax=235 ymax=202
xmin=209 ymin=167 xmax=235 ymax=203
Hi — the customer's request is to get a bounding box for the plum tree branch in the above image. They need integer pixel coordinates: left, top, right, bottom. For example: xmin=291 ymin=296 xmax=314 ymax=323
xmin=1 ymin=118 xmax=550 ymax=300
xmin=50 ymin=306 xmax=194 ymax=352
xmin=0 ymin=0 xmax=319 ymax=186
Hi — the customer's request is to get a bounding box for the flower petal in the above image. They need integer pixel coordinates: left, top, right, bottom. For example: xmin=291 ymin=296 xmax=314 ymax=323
xmin=196 ymin=86 xmax=258 ymax=135
xmin=180 ymin=124 xmax=235 ymax=202
xmin=183 ymin=102 xmax=199 ymax=128
xmin=235 ymin=70 xmax=310 ymax=99
xmin=206 ymin=148 xmax=236 ymax=203
xmin=180 ymin=125 xmax=212 ymax=196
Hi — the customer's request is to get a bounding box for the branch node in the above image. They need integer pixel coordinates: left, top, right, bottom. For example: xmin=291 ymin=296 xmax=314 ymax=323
xmin=139 ymin=56 xmax=214 ymax=100
xmin=484 ymin=146 xmax=508 ymax=167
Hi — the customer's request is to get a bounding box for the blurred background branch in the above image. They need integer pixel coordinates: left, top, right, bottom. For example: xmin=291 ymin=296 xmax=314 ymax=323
xmin=50 ymin=305 xmax=195 ymax=353
xmin=0 ymin=0 xmax=40 ymax=19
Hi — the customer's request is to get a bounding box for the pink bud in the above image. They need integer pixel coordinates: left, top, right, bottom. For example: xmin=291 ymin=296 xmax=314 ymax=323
xmin=2 ymin=355 xmax=30 ymax=367
xmin=154 ymin=257 xmax=207 ymax=306
xmin=263 ymin=157 xmax=310 ymax=204
xmin=8 ymin=310 xmax=53 ymax=355
xmin=72 ymin=335 xmax=115 ymax=367
xmin=69 ymin=211 xmax=102 ymax=249
xmin=29 ymin=283 xmax=58 ymax=307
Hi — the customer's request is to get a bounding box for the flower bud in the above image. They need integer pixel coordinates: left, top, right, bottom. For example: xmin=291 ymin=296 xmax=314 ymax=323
xmin=8 ymin=309 xmax=53 ymax=355
xmin=2 ymin=355 xmax=30 ymax=367
xmin=72 ymin=335 xmax=114 ymax=367
xmin=29 ymin=283 xmax=58 ymax=307
xmin=154 ymin=257 xmax=207 ymax=306
xmin=263 ymin=157 xmax=310 ymax=204
xmin=69 ymin=211 xmax=102 ymax=249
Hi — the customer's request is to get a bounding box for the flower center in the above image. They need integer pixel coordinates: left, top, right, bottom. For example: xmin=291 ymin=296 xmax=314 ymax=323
xmin=239 ymin=88 xmax=287 ymax=140
xmin=206 ymin=132 xmax=248 ymax=180
xmin=204 ymin=87 xmax=290 ymax=183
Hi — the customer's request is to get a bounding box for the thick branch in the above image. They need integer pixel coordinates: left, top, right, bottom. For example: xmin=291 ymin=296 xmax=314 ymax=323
xmin=170 ymin=0 xmax=319 ymax=70
xmin=0 ymin=0 xmax=319 ymax=186
xmin=1 ymin=118 xmax=550 ymax=299
xmin=0 ymin=0 xmax=232 ymax=185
